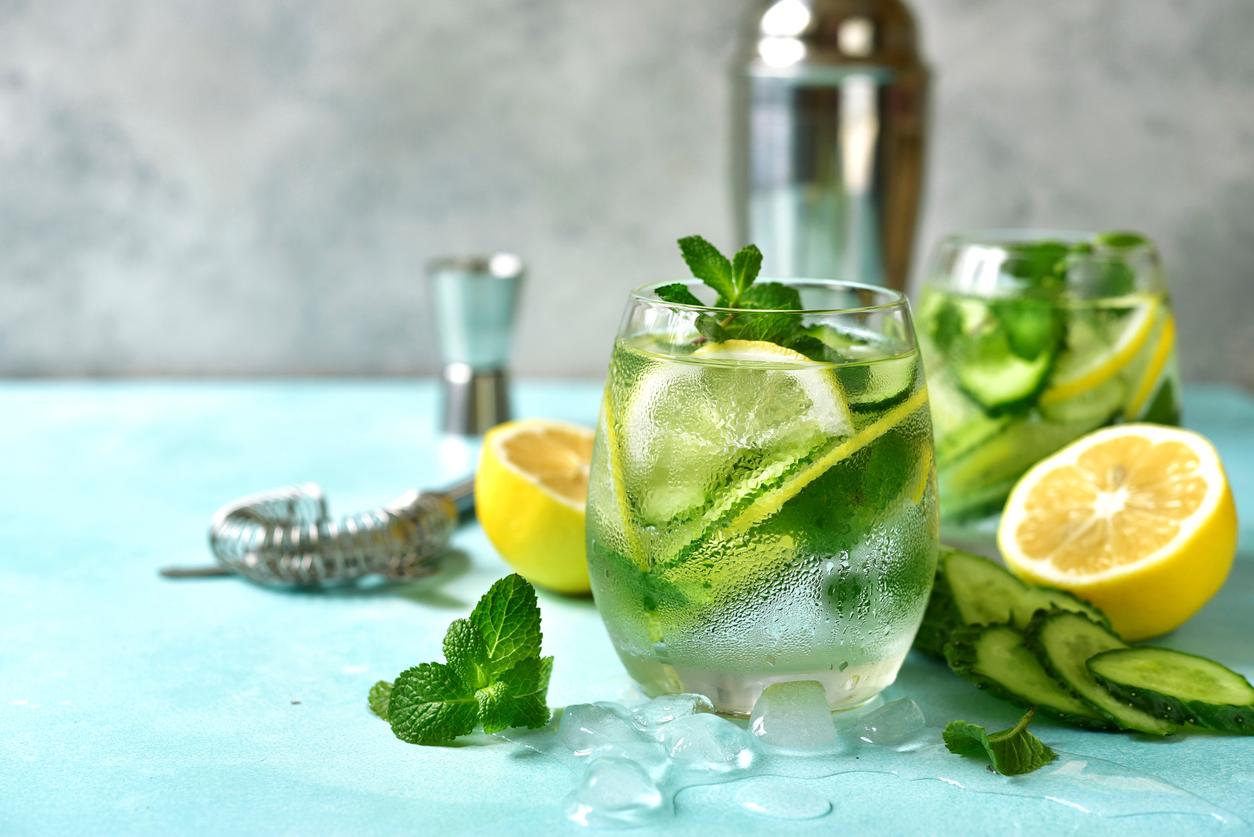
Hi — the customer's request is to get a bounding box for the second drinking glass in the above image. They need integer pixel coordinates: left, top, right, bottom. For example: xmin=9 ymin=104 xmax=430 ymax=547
xmin=916 ymin=231 xmax=1180 ymax=524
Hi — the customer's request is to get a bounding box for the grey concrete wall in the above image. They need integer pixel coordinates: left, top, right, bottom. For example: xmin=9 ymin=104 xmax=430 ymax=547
xmin=2 ymin=0 xmax=1252 ymax=385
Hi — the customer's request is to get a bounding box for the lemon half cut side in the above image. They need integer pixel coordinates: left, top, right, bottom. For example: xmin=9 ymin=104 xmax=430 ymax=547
xmin=476 ymin=418 xmax=595 ymax=594
xmin=998 ymin=423 xmax=1238 ymax=641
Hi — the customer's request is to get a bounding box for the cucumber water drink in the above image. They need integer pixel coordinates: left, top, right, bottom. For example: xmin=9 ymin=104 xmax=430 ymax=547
xmin=587 ymin=277 xmax=938 ymax=716
xmin=917 ymin=232 xmax=1181 ymax=523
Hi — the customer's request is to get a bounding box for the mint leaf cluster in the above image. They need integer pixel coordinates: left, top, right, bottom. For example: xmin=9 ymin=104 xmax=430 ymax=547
xmin=942 ymin=708 xmax=1056 ymax=776
xmin=369 ymin=574 xmax=554 ymax=745
xmin=657 ymin=235 xmax=819 ymax=352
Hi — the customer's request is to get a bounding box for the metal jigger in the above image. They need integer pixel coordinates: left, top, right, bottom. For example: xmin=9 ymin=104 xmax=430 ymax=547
xmin=427 ymin=254 xmax=524 ymax=436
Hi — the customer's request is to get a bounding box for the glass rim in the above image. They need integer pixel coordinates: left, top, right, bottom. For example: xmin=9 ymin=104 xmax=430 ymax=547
xmin=628 ymin=278 xmax=909 ymax=316
xmin=936 ymin=228 xmax=1160 ymax=263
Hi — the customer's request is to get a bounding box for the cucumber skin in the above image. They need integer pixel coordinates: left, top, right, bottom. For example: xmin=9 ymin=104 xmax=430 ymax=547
xmin=1024 ymin=610 xmax=1179 ymax=736
xmin=911 ymin=547 xmax=1113 ymax=656
xmin=1015 ymin=586 xmax=1114 ymax=633
xmin=943 ymin=625 xmax=1115 ymax=731
xmin=914 ymin=559 xmax=960 ymax=658
xmin=1089 ymin=657 xmax=1254 ymax=735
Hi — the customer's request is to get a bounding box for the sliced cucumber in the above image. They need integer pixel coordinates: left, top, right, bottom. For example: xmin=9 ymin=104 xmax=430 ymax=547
xmin=1013 ymin=587 xmax=1110 ymax=632
xmin=914 ymin=547 xmax=1110 ymax=656
xmin=805 ymin=325 xmax=916 ymax=410
xmin=943 ymin=548 xmax=1031 ymax=626
xmin=1026 ymin=611 xmax=1178 ymax=736
xmin=847 ymin=354 xmax=916 ymax=411
xmin=944 ymin=624 xmax=1112 ymax=730
xmin=952 ymin=332 xmax=1053 ymax=413
xmin=1088 ymin=648 xmax=1254 ymax=734
xmin=930 ymin=372 xmax=1011 ymax=466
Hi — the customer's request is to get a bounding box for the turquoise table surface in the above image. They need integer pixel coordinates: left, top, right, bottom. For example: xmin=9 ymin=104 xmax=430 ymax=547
xmin=2 ymin=380 xmax=1253 ymax=836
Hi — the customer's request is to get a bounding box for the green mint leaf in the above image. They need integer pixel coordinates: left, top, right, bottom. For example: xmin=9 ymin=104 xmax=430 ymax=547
xmin=443 ymin=618 xmax=490 ymax=690
xmin=784 ymin=333 xmax=835 ymax=362
xmin=388 ymin=662 xmax=478 ymax=745
xmin=474 ymin=681 xmax=513 ymax=734
xmin=739 ymin=281 xmax=802 ymax=311
xmin=505 ymin=656 xmax=555 ymax=730
xmin=930 ymin=300 xmax=964 ymax=351
xmin=943 ymin=708 xmax=1056 ymax=776
xmin=481 ymin=657 xmax=554 ymax=734
xmin=476 ymin=656 xmax=554 ymax=734
xmin=990 ymin=298 xmax=1063 ymax=361
xmin=469 ymin=573 xmax=543 ymax=681
xmin=724 ymin=282 xmax=803 ymax=344
xmin=1001 ymin=241 xmax=1069 ymax=291
xmin=731 ymin=244 xmax=763 ymax=296
xmin=368 ymin=680 xmax=393 ymax=721
xmin=1093 ymin=230 xmax=1148 ymax=250
xmin=696 ymin=313 xmax=728 ymax=342
xmin=678 ymin=235 xmax=736 ymax=303
xmin=654 ymin=283 xmax=704 ymax=307
xmin=372 ymin=574 xmax=554 ymax=747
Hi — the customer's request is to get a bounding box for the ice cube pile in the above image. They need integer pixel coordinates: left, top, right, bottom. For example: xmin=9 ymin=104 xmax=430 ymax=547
xmin=546 ymin=683 xmax=936 ymax=827
xmin=500 ymin=683 xmax=1237 ymax=828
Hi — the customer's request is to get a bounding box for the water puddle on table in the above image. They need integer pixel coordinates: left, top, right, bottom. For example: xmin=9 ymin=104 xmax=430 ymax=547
xmin=495 ymin=691 xmax=1243 ymax=829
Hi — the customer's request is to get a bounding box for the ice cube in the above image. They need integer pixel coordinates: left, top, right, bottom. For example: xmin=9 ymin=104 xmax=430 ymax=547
xmin=630 ymin=693 xmax=714 ymax=733
xmin=748 ymin=680 xmax=837 ymax=752
xmin=559 ymin=703 xmax=643 ymax=756
xmin=587 ymin=739 xmax=670 ymax=780
xmin=856 ymin=698 xmax=926 ymax=746
xmin=659 ymin=713 xmax=756 ymax=772
xmin=564 ymin=757 xmax=668 ymax=828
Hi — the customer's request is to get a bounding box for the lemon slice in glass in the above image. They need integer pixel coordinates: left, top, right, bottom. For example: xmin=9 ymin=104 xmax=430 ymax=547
xmin=1039 ymin=295 xmax=1160 ymax=406
xmin=618 ymin=339 xmax=853 ymax=534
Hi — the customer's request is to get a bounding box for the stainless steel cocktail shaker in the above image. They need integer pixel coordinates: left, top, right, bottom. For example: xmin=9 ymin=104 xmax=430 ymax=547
xmin=734 ymin=0 xmax=929 ymax=291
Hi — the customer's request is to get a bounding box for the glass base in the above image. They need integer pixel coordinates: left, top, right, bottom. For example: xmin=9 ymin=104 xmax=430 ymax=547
xmin=615 ymin=649 xmax=909 ymax=717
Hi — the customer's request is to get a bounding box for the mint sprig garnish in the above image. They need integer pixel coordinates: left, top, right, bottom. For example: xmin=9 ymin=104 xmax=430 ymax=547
xmin=665 ymin=235 xmax=822 ymax=353
xmin=369 ymin=574 xmax=554 ymax=745
xmin=942 ymin=708 xmax=1057 ymax=776
xmin=368 ymin=680 xmax=393 ymax=720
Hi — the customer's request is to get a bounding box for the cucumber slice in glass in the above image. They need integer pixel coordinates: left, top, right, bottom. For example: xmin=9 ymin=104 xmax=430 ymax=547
xmin=804 ymin=324 xmax=916 ymax=410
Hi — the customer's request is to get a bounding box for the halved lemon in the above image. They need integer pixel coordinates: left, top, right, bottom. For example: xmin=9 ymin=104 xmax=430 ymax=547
xmin=998 ymin=424 xmax=1238 ymax=640
xmin=476 ymin=418 xmax=594 ymax=594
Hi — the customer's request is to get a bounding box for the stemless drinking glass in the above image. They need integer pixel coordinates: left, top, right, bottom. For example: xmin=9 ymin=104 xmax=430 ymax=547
xmin=586 ymin=279 xmax=939 ymax=716
xmin=916 ymin=231 xmax=1181 ymax=524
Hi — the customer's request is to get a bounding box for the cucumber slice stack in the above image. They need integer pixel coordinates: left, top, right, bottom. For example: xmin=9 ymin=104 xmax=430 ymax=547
xmin=914 ymin=546 xmax=1108 ymax=656
xmin=916 ymin=546 xmax=1254 ymax=736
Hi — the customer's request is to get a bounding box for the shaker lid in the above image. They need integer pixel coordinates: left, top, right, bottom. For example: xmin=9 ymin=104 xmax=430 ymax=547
xmin=745 ymin=0 xmax=926 ymax=74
